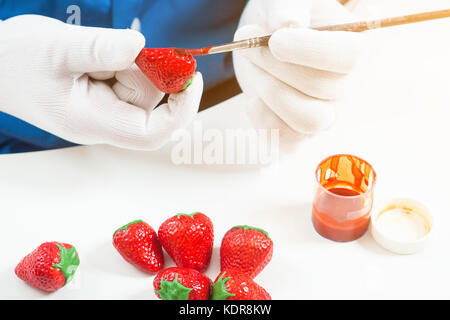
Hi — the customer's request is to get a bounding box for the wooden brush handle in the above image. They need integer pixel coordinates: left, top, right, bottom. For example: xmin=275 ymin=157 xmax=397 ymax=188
xmin=315 ymin=9 xmax=450 ymax=32
xmin=255 ymin=9 xmax=450 ymax=49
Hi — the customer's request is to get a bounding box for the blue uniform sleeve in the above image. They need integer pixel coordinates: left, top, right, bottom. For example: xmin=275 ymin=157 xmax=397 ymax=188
xmin=0 ymin=113 xmax=76 ymax=153
xmin=0 ymin=0 xmax=246 ymax=153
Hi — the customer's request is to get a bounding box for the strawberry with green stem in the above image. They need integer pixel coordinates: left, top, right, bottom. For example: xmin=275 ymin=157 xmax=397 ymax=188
xmin=15 ymin=242 xmax=80 ymax=292
xmin=154 ymin=267 xmax=212 ymax=300
xmin=135 ymin=48 xmax=197 ymax=94
xmin=220 ymin=225 xmax=273 ymax=278
xmin=158 ymin=212 xmax=213 ymax=272
xmin=212 ymin=269 xmax=271 ymax=300
xmin=113 ymin=219 xmax=164 ymax=274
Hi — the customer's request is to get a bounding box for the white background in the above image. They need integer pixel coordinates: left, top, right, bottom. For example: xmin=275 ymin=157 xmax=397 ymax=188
xmin=1 ymin=0 xmax=450 ymax=299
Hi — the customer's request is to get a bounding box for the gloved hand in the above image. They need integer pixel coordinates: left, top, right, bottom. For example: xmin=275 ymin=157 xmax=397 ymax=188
xmin=0 ymin=15 xmax=203 ymax=151
xmin=233 ymin=0 xmax=365 ymax=145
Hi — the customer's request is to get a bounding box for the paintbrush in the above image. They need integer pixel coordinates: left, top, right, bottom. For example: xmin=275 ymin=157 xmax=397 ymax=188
xmin=174 ymin=9 xmax=450 ymax=56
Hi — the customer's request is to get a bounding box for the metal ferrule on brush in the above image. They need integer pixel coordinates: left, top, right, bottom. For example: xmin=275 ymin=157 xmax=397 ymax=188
xmin=208 ymin=36 xmax=271 ymax=55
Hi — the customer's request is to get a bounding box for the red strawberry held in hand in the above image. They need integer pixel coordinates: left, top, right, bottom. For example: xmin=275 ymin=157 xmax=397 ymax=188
xmin=15 ymin=242 xmax=80 ymax=292
xmin=113 ymin=220 xmax=164 ymax=274
xmin=135 ymin=48 xmax=197 ymax=94
xmin=221 ymin=225 xmax=273 ymax=278
xmin=154 ymin=267 xmax=212 ymax=300
xmin=158 ymin=212 xmax=213 ymax=272
xmin=212 ymin=269 xmax=271 ymax=300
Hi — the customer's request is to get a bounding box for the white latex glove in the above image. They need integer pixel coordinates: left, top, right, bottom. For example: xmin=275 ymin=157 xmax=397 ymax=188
xmin=0 ymin=15 xmax=203 ymax=151
xmin=233 ymin=0 xmax=365 ymax=145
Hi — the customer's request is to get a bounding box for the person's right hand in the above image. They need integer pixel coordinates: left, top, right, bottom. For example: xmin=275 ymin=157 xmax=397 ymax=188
xmin=0 ymin=15 xmax=203 ymax=151
xmin=233 ymin=0 xmax=365 ymax=146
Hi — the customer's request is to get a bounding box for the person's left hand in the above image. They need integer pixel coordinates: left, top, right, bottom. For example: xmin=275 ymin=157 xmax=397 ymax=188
xmin=0 ymin=15 xmax=203 ymax=151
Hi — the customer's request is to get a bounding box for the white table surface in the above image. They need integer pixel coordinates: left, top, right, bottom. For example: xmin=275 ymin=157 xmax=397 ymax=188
xmin=1 ymin=0 xmax=450 ymax=299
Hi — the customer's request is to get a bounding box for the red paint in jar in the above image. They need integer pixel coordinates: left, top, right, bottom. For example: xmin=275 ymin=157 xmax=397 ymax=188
xmin=312 ymin=155 xmax=376 ymax=242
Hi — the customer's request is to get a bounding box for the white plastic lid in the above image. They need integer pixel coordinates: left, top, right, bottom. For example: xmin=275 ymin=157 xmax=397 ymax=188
xmin=370 ymin=198 xmax=433 ymax=254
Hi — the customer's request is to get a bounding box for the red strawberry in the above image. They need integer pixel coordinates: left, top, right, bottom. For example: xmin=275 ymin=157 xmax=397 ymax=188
xmin=15 ymin=242 xmax=80 ymax=292
xmin=158 ymin=212 xmax=213 ymax=272
xmin=135 ymin=48 xmax=197 ymax=94
xmin=154 ymin=267 xmax=212 ymax=300
xmin=212 ymin=269 xmax=271 ymax=300
xmin=113 ymin=220 xmax=164 ymax=274
xmin=220 ymin=225 xmax=273 ymax=278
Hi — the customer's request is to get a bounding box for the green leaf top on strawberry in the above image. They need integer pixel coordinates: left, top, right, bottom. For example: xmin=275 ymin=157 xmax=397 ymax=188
xmin=15 ymin=242 xmax=80 ymax=292
xmin=154 ymin=267 xmax=212 ymax=300
xmin=212 ymin=269 xmax=271 ymax=300
xmin=158 ymin=212 xmax=213 ymax=272
xmin=211 ymin=271 xmax=236 ymax=300
xmin=220 ymin=225 xmax=273 ymax=278
xmin=135 ymin=48 xmax=197 ymax=94
xmin=113 ymin=220 xmax=164 ymax=274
